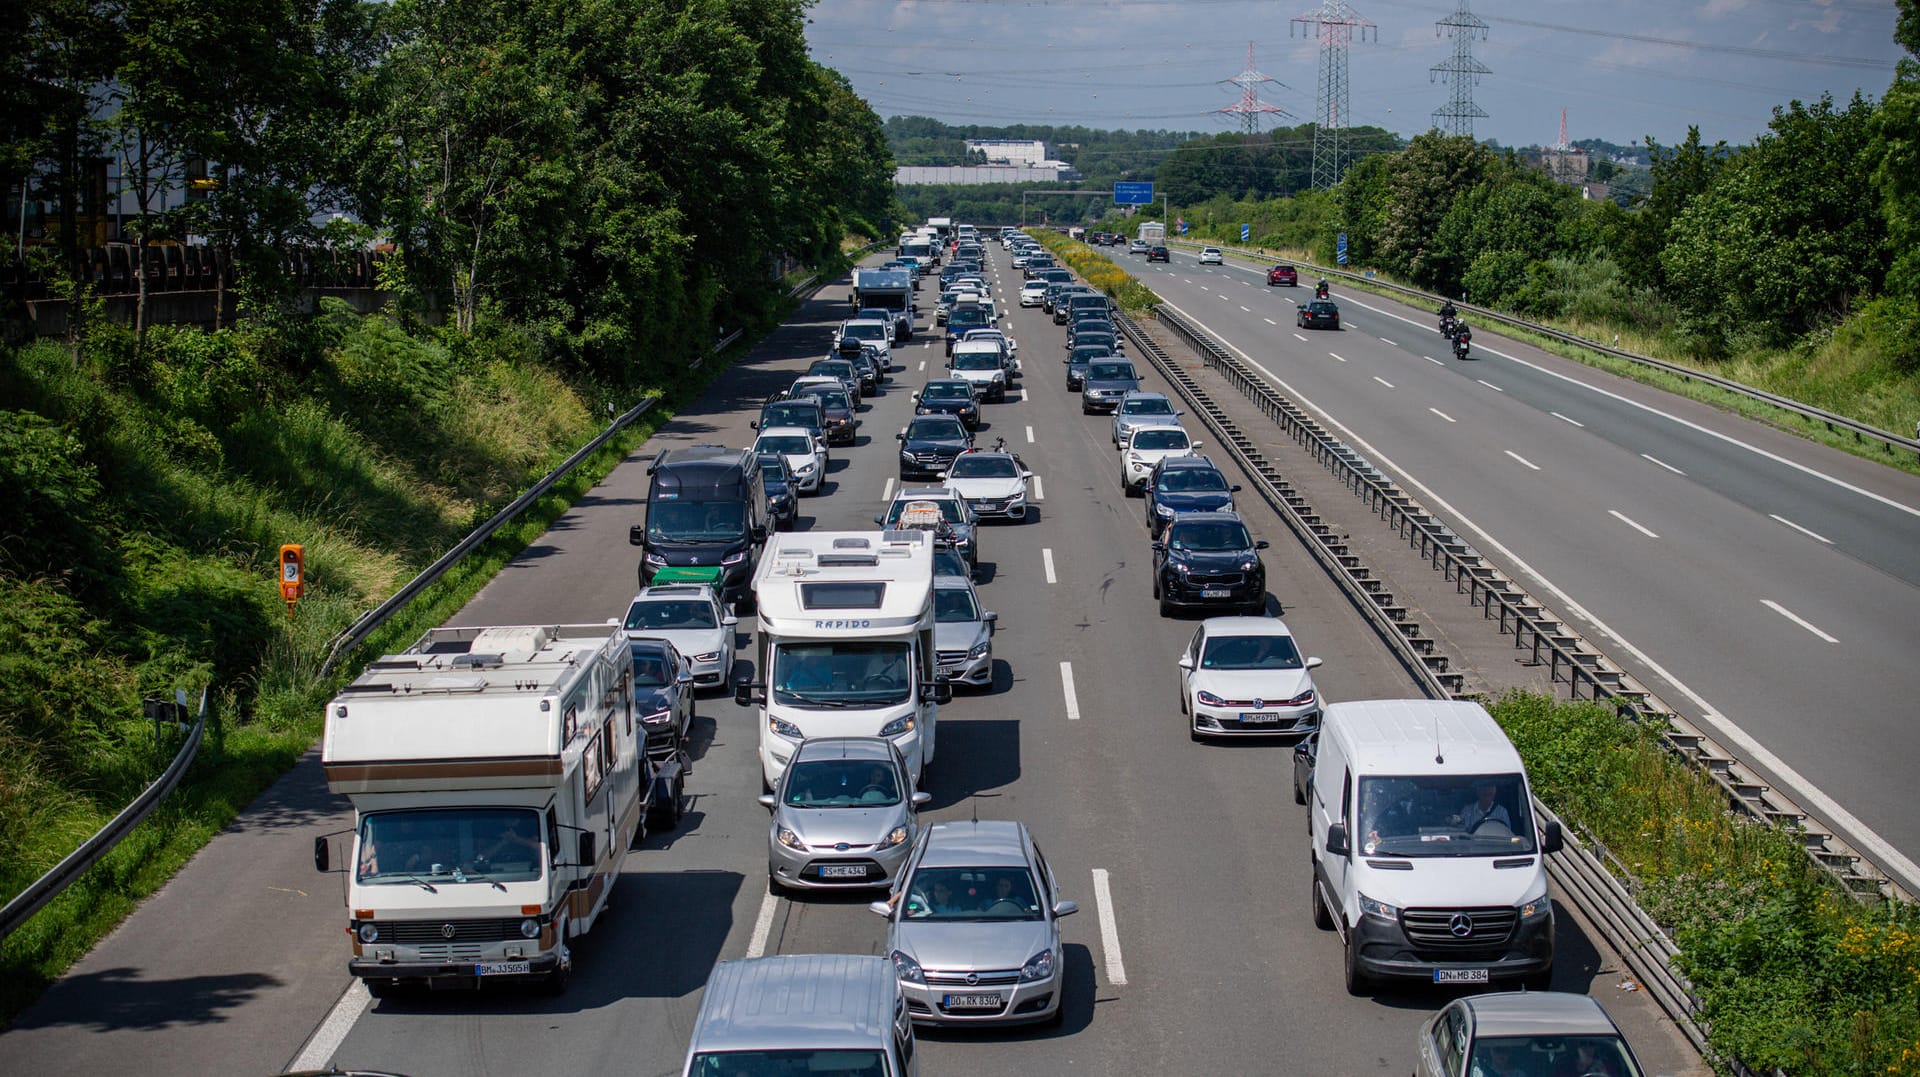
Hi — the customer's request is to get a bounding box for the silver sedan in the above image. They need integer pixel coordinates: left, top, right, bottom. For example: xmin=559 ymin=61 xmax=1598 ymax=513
xmin=761 ymin=738 xmax=928 ymax=893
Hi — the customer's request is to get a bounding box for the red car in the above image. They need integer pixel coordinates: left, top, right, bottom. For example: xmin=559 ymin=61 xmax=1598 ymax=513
xmin=1267 ymin=264 xmax=1297 ymax=287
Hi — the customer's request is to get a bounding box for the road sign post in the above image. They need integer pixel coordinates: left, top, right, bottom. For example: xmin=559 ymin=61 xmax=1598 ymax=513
xmin=1241 ymin=224 xmax=1251 ymax=242
xmin=1114 ymin=182 xmax=1154 ymax=205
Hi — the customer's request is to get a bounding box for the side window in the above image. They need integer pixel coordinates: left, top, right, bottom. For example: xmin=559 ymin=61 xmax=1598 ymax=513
xmin=1340 ymin=769 xmax=1353 ymax=836
xmin=1032 ymin=846 xmax=1055 ymax=900
xmin=1442 ymin=1006 xmax=1468 ymax=1076
xmin=1187 ymin=628 xmax=1204 ymax=667
xmin=893 ymin=998 xmax=916 ymax=1067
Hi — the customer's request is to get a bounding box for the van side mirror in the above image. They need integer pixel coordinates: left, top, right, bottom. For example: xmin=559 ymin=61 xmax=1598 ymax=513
xmin=313 ymin=835 xmax=330 ymax=873
xmin=912 ymin=791 xmax=933 ymax=807
xmin=577 ymin=831 xmax=597 ymax=866
xmin=736 ymin=682 xmax=766 ymax=707
xmin=1325 ymin=822 xmax=1350 ymax=857
xmin=1542 ymin=820 xmax=1564 ymax=854
xmin=629 ymin=525 xmax=646 ymax=547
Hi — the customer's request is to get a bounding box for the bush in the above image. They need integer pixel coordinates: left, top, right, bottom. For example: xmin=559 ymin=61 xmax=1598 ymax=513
xmin=1032 ymin=233 xmax=1161 ymax=313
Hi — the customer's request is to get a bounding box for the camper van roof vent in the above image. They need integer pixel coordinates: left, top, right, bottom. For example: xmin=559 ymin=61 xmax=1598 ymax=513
xmin=831 ymin=537 xmax=872 ymax=550
xmin=425 ymin=675 xmax=488 ymax=693
xmin=451 ymin=652 xmax=502 ymax=670
xmin=816 ymin=552 xmax=880 ymax=567
xmin=368 ymin=657 xmax=424 ymax=672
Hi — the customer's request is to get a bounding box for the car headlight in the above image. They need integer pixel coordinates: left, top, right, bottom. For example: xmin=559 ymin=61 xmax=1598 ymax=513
xmin=878 ymin=714 xmax=916 ymax=738
xmin=641 ymin=708 xmax=671 ymax=726
xmin=1281 ymin=688 xmax=1317 ymax=707
xmin=900 ymin=450 xmax=917 ymax=463
xmin=776 ymin=827 xmax=807 ymax=851
xmin=1358 ymin=893 xmax=1400 ymax=921
xmin=722 ymin=549 xmax=748 ymax=566
xmin=968 ymin=640 xmax=990 ymax=659
xmin=1195 ymin=689 xmax=1227 ymax=707
xmin=356 ymin=921 xmax=379 ymax=944
xmin=769 ymin=715 xmax=803 ymax=740
xmin=692 ymin=650 xmax=720 ymax=663
xmin=1240 ymin=561 xmax=1256 ymax=572
xmin=794 ymin=462 xmax=816 ymax=476
xmin=644 ymin=551 xmax=668 ymax=566
xmin=876 ymin=825 xmax=910 ymax=850
xmin=1520 ymin=895 xmax=1552 ymax=919
xmin=1019 ymin=949 xmax=1055 ymax=982
xmin=1155 ymin=504 xmax=1174 ymax=517
xmin=1172 ymin=561 xmax=1193 ymax=574
xmin=519 ymin=917 xmax=541 ymax=939
xmin=890 ymin=949 xmax=926 ymax=985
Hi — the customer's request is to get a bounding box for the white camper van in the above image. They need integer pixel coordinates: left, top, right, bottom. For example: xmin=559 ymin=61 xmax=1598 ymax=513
xmin=736 ymin=530 xmax=951 ymax=791
xmin=1302 ymin=699 xmax=1561 ymax=995
xmin=316 ymin=623 xmax=681 ymax=996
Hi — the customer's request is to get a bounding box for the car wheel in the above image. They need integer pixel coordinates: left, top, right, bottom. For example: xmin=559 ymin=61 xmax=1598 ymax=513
xmin=1311 ymin=874 xmax=1335 ymax=930
xmin=1293 ymin=772 xmax=1308 ymax=805
xmin=767 ymin=874 xmax=789 ymax=897
xmin=543 ymin=959 xmax=573 ymax=997
xmin=1158 ymin=595 xmax=1173 ymax=618
xmin=1189 ymin=724 xmax=1204 ymax=743
xmin=647 ymin=770 xmax=683 ymax=831
xmin=1343 ymin=934 xmax=1372 ymax=996
xmin=364 ymin=978 xmax=402 ymax=1000
xmin=1522 ymin=968 xmax=1554 ymax=992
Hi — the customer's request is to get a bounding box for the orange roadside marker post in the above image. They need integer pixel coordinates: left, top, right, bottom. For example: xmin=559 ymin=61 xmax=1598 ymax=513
xmin=279 ymin=544 xmax=305 ymax=617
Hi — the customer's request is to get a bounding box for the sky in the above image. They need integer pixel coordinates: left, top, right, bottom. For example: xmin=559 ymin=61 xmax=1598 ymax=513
xmin=804 ymin=0 xmax=1910 ymax=151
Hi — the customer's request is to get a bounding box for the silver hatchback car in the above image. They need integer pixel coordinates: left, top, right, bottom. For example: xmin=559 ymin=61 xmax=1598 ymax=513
xmin=870 ymin=819 xmax=1077 ymax=1026
xmin=761 ymin=737 xmax=930 ymax=893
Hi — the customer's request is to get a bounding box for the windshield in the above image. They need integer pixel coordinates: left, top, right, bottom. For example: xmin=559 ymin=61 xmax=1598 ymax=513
xmin=950 ymin=311 xmax=989 ymax=329
xmin=763 ymin=404 xmax=818 ymax=428
xmin=948 ymin=455 xmax=1018 ymax=479
xmin=922 ymin=384 xmax=970 ymax=401
xmin=907 ymin=418 xmax=966 ymax=440
xmin=1157 ymin=469 xmax=1228 ymax=492
xmin=1074 ymin=334 xmax=1116 ymax=349
xmin=1168 ymin=521 xmax=1252 ymax=551
xmin=1071 ymin=348 xmax=1109 ymax=363
xmin=356 ymin=807 xmax=544 ymax=885
xmin=689 ymin=1051 xmax=888 ymax=1077
xmin=758 ymin=434 xmax=813 ymax=455
xmin=1089 ymin=363 xmax=1135 ymax=381
xmin=625 ymin=599 xmax=716 ymax=632
xmin=933 ymin=549 xmax=970 ymax=577
xmin=901 ymin=866 xmax=1044 ymax=921
xmin=1132 ymin=429 xmax=1189 ymax=451
xmin=810 ymin=362 xmax=853 ymax=378
xmin=934 ymin=586 xmax=980 ymax=623
xmin=1201 ymin=633 xmax=1303 ymax=670
xmin=797 ymin=388 xmax=851 ymax=411
xmin=1121 ymin=398 xmax=1174 ymax=415
xmin=647 ymin=500 xmax=747 ymax=542
xmin=886 ymin=498 xmax=963 ymax=524
xmin=1357 ymin=773 xmax=1538 ymax=857
xmin=844 ymin=323 xmax=887 ymax=341
xmin=758 ymin=461 xmax=787 ymax=485
xmin=953 ymin=353 xmax=1000 ymax=370
xmin=783 ymin=759 xmax=903 ymax=808
xmin=1468 ymin=1036 xmax=1640 ymax=1077
xmin=630 ymin=646 xmax=675 ymax=686
xmin=771 ymin=641 xmax=912 ymax=707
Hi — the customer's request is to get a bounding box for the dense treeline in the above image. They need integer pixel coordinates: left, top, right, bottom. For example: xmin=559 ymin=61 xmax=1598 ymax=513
xmin=1155 ymin=126 xmax=1401 ymax=203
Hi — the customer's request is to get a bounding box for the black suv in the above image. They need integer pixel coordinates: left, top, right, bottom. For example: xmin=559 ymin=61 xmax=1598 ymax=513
xmin=1145 ymin=455 xmax=1240 ymax=539
xmin=896 ymin=414 xmax=974 ymax=480
xmin=1151 ymin=511 xmax=1269 ymax=617
xmin=1297 ymin=299 xmax=1341 ymax=330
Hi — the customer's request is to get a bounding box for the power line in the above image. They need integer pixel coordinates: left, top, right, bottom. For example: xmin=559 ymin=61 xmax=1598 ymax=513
xmin=1218 ymin=42 xmax=1293 ymax=134
xmin=1293 ymin=0 xmax=1376 ymax=190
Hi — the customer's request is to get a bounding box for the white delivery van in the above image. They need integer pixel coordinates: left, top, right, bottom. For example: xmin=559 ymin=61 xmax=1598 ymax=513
xmin=1303 ymin=699 xmax=1561 ymax=995
xmin=737 ymin=530 xmax=950 ymax=790
xmin=682 ymin=955 xmax=917 ymax=1077
xmin=316 ymin=623 xmax=679 ymax=996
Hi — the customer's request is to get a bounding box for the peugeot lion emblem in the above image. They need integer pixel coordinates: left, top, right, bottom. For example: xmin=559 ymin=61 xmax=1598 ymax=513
xmin=440 ymin=923 xmax=457 ymax=939
xmin=1448 ymin=913 xmax=1474 ymax=938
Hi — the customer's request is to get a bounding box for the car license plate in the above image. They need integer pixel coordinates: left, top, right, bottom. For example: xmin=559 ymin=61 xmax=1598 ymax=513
xmin=1433 ymin=968 xmax=1489 ymax=984
xmin=475 ymin=961 xmax=531 ymax=976
xmin=943 ymin=993 xmax=1004 ymax=1010
xmin=819 ymin=864 xmax=867 ymax=879
xmin=1202 ymin=589 xmax=1231 ymax=598
xmin=1240 ymin=712 xmax=1282 ymax=723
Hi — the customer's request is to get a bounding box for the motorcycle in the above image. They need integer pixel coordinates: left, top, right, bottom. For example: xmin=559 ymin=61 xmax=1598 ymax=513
xmin=1453 ymin=331 xmax=1472 ymax=360
xmin=1314 ymin=280 xmax=1331 ymax=300
xmin=1439 ymin=315 xmax=1458 ymax=340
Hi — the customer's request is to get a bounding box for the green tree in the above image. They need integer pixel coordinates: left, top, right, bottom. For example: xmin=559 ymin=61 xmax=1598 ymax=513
xmin=1616 ymin=127 xmax=1727 ymax=291
xmin=1872 ymin=0 xmax=1920 ymax=308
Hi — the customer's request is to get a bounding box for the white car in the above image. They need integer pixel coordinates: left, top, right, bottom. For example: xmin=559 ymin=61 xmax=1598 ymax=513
xmin=947 ymin=342 xmax=1009 ymax=403
xmin=1110 ymin=391 xmax=1185 ymax=448
xmin=753 ymin=426 xmax=826 ymax=493
xmin=952 ymin=276 xmax=990 ymax=297
xmin=840 ymin=319 xmax=894 ymax=364
xmin=1120 ymin=426 xmax=1198 ymax=493
xmin=1198 ymin=247 xmax=1224 ymax=265
xmin=1178 ymin=616 xmax=1324 ymax=741
xmin=959 ymin=329 xmax=1019 ymax=379
xmin=941 ymin=448 xmax=1032 ymax=521
xmin=1019 ymin=281 xmax=1048 ymax=307
xmin=621 ymin=584 xmax=738 ymax=691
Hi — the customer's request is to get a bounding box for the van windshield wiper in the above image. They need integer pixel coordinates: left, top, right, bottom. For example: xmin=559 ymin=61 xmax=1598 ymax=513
xmin=778 ymin=691 xmax=858 ymax=708
xmin=402 ymin=875 xmax=439 ymax=893
xmin=453 ymin=869 xmax=508 ymax=892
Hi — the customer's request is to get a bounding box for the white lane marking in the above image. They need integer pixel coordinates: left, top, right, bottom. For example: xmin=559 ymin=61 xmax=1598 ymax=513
xmin=1219 ymin=293 xmax=1230 ymax=302
xmin=881 ymin=477 xmax=895 ymax=501
xmin=287 ymin=981 xmax=370 ymax=1071
xmin=1091 ymin=868 xmax=1129 ymax=986
xmin=1608 ymin=509 xmax=1659 ymax=538
xmin=1770 ymin=514 xmax=1833 ymax=544
xmin=1641 ymin=453 xmax=1685 ymax=475
xmin=1505 ymin=450 xmax=1541 ymax=471
xmin=1060 ymin=662 xmax=1081 ymax=720
xmin=1263 ymin=317 xmax=1277 ymax=325
xmin=917 ymin=360 xmax=926 ymax=372
xmin=1430 ymin=408 xmax=1456 ymax=423
xmin=1379 ymin=337 xmax=1397 ymax=346
xmin=1329 ymin=352 xmax=1345 ymax=362
xmin=1477 ymin=379 xmax=1504 ymax=392
xmin=1032 ymin=475 xmax=1045 ymax=501
xmin=1762 ymin=599 xmax=1838 ymax=642
xmin=1292 ymin=333 xmax=1309 ymax=342
xmin=1424 ymin=355 xmax=1444 ymax=366
xmin=1183 ymin=278 xmax=1194 ymax=284
xmin=1042 ymin=547 xmax=1058 ymax=584
xmin=1240 ymin=305 xmax=1251 ymax=312
xmin=745 ymin=888 xmax=780 ymax=958
xmin=1371 ymin=375 xmax=1392 ymax=387
xmin=1026 ymin=424 xmax=1036 ymax=443
xmin=1157 ymin=296 xmax=1920 ymax=892
xmin=1552 ymin=411 xmax=1585 ymax=428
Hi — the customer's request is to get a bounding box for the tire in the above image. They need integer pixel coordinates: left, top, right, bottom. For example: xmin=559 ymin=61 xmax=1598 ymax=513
xmin=1158 ymin=595 xmax=1173 ymax=618
xmin=364 ymin=977 xmax=401 ymax=1000
xmin=1343 ymin=935 xmax=1371 ymax=996
xmin=1293 ymin=771 xmax=1308 ymax=805
xmin=767 ymin=873 xmax=789 ymax=897
xmin=647 ymin=772 xmax=683 ymax=831
xmin=542 ymin=959 xmax=572 ymax=997
xmin=1311 ymin=875 xmax=1335 ymax=930
xmin=1189 ymin=725 xmax=1204 ymax=743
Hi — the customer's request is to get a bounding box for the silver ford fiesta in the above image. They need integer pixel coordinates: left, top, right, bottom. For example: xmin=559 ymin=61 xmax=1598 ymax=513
xmin=760 ymin=737 xmax=929 ymax=893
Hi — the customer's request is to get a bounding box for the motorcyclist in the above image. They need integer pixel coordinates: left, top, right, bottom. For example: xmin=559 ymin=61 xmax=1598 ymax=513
xmin=1314 ymin=278 xmax=1331 ymax=299
xmin=1438 ymin=300 xmax=1459 ymax=338
xmin=1453 ymin=321 xmax=1473 ymax=357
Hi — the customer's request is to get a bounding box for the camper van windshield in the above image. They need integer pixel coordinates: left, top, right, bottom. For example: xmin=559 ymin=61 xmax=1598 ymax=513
xmin=772 ymin=642 xmax=912 ymax=707
xmin=689 ymin=1050 xmax=887 ymax=1076
xmin=1356 ymin=773 xmax=1536 ymax=857
xmin=357 ymin=807 xmax=545 ymax=884
xmin=647 ymin=501 xmax=747 ymax=543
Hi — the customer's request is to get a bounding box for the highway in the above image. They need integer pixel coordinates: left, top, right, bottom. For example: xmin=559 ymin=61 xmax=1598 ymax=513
xmin=1129 ymin=245 xmax=1920 ymax=894
xmin=0 ymin=241 xmax=1702 ymax=1077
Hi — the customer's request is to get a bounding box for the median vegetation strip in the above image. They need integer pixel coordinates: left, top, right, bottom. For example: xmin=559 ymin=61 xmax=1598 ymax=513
xmin=1030 ymin=232 xmax=1161 ymax=313
xmin=1490 ymin=691 xmax=1920 ymax=1074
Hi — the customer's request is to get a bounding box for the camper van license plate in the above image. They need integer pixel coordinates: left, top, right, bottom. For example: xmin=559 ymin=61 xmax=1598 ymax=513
xmin=1433 ymin=969 xmax=1489 ymax=984
xmin=476 ymin=962 xmax=531 ymax=976
xmin=944 ymin=993 xmax=1004 ymax=1010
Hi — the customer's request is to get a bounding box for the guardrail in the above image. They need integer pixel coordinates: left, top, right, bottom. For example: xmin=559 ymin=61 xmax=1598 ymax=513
xmin=1161 ymin=237 xmax=1920 ymax=460
xmin=0 ymin=687 xmax=210 ymax=943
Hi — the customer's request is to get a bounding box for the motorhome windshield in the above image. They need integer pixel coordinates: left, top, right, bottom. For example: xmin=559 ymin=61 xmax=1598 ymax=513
xmin=648 ymin=500 xmax=747 ymax=543
xmin=357 ymin=807 xmax=545 ymax=884
xmin=772 ymin=641 xmax=912 ymax=708
xmin=1356 ymin=773 xmax=1537 ymax=857
xmin=689 ymin=1050 xmax=887 ymax=1077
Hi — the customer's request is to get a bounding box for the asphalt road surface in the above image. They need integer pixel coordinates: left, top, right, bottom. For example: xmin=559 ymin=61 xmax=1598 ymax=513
xmin=0 ymin=243 xmax=1704 ymax=1077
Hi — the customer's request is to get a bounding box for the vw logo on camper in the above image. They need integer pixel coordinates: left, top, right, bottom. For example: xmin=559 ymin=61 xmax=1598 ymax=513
xmin=440 ymin=923 xmax=457 ymax=939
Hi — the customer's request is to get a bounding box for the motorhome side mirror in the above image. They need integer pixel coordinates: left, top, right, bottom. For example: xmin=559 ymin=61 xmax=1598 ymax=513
xmin=911 ymin=791 xmax=932 ymax=807
xmin=1053 ymin=900 xmax=1080 ymax=918
xmin=757 ymin=794 xmax=777 ymax=810
xmin=1325 ymin=822 xmax=1350 ymax=857
xmin=929 ymin=678 xmax=953 ymax=705
xmin=1542 ymin=820 xmax=1565 ymax=854
xmin=736 ymin=682 xmax=765 ymax=707
xmin=629 ymin=525 xmax=646 ymax=547
xmin=577 ymin=831 xmax=597 ymax=865
xmin=313 ymin=835 xmax=330 ymax=873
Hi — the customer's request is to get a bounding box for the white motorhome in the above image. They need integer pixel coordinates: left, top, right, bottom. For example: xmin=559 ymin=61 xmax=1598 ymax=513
xmin=1137 ymin=221 xmax=1166 ymax=246
xmin=316 ymin=623 xmax=678 ymax=996
xmin=737 ymin=530 xmax=951 ymax=790
xmin=1302 ymin=699 xmax=1561 ymax=996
